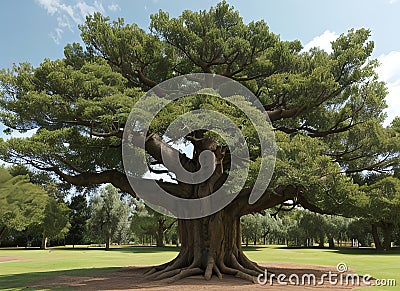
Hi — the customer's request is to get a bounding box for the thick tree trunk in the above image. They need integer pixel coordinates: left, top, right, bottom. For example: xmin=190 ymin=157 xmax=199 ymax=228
xmin=382 ymin=223 xmax=393 ymax=251
xmin=145 ymin=210 xmax=263 ymax=282
xmin=328 ymin=237 xmax=335 ymax=248
xmin=144 ymin=133 xmax=294 ymax=283
xmin=0 ymin=226 xmax=5 ymax=241
xmin=105 ymin=236 xmax=111 ymax=250
xmin=263 ymin=234 xmax=267 ymax=245
xmin=318 ymin=237 xmax=324 ymax=248
xmin=371 ymin=224 xmax=383 ymax=251
xmin=41 ymin=236 xmax=48 ymax=250
xmin=156 ymin=223 xmax=165 ymax=247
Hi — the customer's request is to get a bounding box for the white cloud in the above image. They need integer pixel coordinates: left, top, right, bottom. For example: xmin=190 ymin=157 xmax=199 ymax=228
xmin=304 ymin=31 xmax=400 ymax=126
xmin=108 ymin=3 xmax=120 ymax=12
xmin=302 ymin=30 xmax=339 ymax=54
xmin=36 ymin=0 xmax=61 ymax=14
xmin=376 ymin=51 xmax=400 ymax=85
xmin=57 ymin=15 xmax=73 ymax=30
xmin=50 ymin=27 xmax=64 ymax=44
xmin=36 ymin=0 xmax=105 ymax=44
xmin=389 ymin=0 xmax=398 ymax=4
xmin=376 ymin=51 xmax=400 ymax=125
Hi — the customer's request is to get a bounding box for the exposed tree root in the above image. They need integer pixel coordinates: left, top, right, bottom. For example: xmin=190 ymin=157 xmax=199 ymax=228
xmin=145 ymin=250 xmax=262 ymax=283
xmin=144 ymin=213 xmax=269 ymax=283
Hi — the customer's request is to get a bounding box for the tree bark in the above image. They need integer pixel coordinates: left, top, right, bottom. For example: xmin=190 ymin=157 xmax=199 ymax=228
xmin=318 ymin=236 xmax=324 ymax=248
xmin=41 ymin=235 xmax=48 ymax=250
xmin=0 ymin=226 xmax=5 ymax=241
xmin=328 ymin=237 xmax=335 ymax=248
xmin=105 ymin=235 xmax=111 ymax=250
xmin=138 ymin=134 xmax=321 ymax=282
xmin=381 ymin=223 xmax=393 ymax=251
xmin=371 ymin=224 xmax=383 ymax=251
xmin=145 ymin=209 xmax=265 ymax=282
xmin=156 ymin=222 xmax=165 ymax=247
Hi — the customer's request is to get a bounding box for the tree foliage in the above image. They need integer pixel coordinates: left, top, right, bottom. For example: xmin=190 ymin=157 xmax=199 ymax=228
xmin=88 ymin=184 xmax=131 ymax=249
xmin=66 ymin=194 xmax=90 ymax=247
xmin=0 ymin=167 xmax=70 ymax=248
xmin=131 ymin=199 xmax=176 ymax=247
xmin=0 ymin=167 xmax=48 ymax=238
xmin=0 ymin=0 xmax=399 ymax=281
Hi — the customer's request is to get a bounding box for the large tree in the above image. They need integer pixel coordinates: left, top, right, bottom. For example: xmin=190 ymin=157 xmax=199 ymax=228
xmin=0 ymin=167 xmax=69 ymax=248
xmin=0 ymin=1 xmax=398 ymax=282
xmin=88 ymin=184 xmax=131 ymax=250
xmin=362 ymin=176 xmax=400 ymax=251
xmin=66 ymin=194 xmax=90 ymax=247
xmin=0 ymin=167 xmax=48 ymax=240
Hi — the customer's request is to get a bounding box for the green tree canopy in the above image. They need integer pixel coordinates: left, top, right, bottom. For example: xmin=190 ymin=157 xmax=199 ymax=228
xmin=361 ymin=176 xmax=400 ymax=250
xmin=0 ymin=167 xmax=69 ymax=248
xmin=131 ymin=199 xmax=176 ymax=247
xmin=66 ymin=194 xmax=90 ymax=247
xmin=0 ymin=1 xmax=398 ymax=281
xmin=0 ymin=167 xmax=48 ymax=239
xmin=88 ymin=184 xmax=131 ymax=250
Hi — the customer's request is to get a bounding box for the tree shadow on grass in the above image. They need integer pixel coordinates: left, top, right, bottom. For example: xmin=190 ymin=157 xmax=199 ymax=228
xmin=41 ymin=245 xmax=181 ymax=254
xmin=0 ymin=264 xmax=361 ymax=290
xmin=273 ymin=245 xmax=400 ymax=255
xmin=109 ymin=245 xmax=180 ymax=254
xmin=333 ymin=246 xmax=400 ymax=255
xmin=0 ymin=267 xmax=120 ymax=291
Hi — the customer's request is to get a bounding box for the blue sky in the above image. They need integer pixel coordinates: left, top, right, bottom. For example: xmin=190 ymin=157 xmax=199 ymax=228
xmin=1 ymin=0 xmax=400 ymax=126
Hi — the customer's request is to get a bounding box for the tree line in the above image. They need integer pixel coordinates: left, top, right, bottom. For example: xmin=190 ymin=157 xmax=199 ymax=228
xmin=0 ymin=165 xmax=178 ymax=249
xmin=241 ymin=209 xmax=400 ymax=250
xmin=1 ymin=163 xmax=399 ymax=251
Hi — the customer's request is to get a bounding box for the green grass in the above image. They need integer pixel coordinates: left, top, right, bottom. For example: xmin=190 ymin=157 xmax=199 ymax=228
xmin=0 ymin=245 xmax=399 ymax=290
xmin=244 ymin=246 xmax=400 ymax=291
xmin=0 ymin=246 xmax=178 ymax=291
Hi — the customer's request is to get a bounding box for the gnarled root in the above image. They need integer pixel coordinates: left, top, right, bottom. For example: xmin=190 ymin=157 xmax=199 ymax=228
xmin=145 ymin=249 xmax=263 ymax=283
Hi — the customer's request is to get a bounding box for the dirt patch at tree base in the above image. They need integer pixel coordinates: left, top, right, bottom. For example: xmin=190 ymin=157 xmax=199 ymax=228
xmin=30 ymin=262 xmax=371 ymax=290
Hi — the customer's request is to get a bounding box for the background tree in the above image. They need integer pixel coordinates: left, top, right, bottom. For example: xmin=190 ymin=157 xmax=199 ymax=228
xmin=88 ymin=184 xmax=131 ymax=250
xmin=0 ymin=167 xmax=48 ymax=241
xmin=35 ymin=197 xmax=70 ymax=249
xmin=0 ymin=167 xmax=70 ymax=248
xmin=347 ymin=218 xmax=372 ymax=247
xmin=324 ymin=215 xmax=349 ymax=248
xmin=362 ymin=177 xmax=400 ymax=251
xmin=0 ymin=1 xmax=398 ymax=281
xmin=66 ymin=194 xmax=90 ymax=247
xmin=131 ymin=199 xmax=176 ymax=247
xmin=393 ymin=224 xmax=400 ymax=247
xmin=240 ymin=212 xmax=283 ymax=246
xmin=240 ymin=214 xmax=258 ymax=246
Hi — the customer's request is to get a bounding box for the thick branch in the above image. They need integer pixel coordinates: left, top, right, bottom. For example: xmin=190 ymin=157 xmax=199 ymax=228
xmin=267 ymin=108 xmax=301 ymax=122
xmin=135 ymin=69 xmax=157 ymax=88
xmin=129 ymin=132 xmax=196 ymax=172
xmin=49 ymin=167 xmax=187 ymax=198
xmin=51 ymin=168 xmax=136 ymax=196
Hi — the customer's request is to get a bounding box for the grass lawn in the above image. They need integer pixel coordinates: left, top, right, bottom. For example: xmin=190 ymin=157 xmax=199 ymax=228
xmin=245 ymin=246 xmax=400 ymax=291
xmin=0 ymin=245 xmax=398 ymax=290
